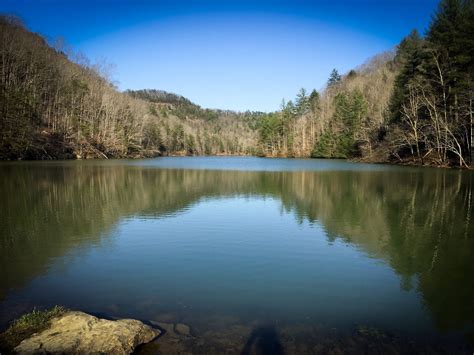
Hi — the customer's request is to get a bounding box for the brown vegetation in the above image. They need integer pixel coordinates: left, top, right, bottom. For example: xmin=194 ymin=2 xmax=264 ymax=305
xmin=0 ymin=16 xmax=257 ymax=160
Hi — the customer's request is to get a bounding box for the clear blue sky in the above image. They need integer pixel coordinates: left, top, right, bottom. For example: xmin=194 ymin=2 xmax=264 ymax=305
xmin=1 ymin=0 xmax=439 ymax=111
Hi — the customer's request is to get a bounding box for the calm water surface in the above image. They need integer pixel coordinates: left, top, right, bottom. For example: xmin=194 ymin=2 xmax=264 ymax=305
xmin=0 ymin=157 xmax=473 ymax=352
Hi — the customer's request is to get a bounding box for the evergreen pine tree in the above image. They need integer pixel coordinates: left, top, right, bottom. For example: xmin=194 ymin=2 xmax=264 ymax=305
xmin=327 ymin=69 xmax=341 ymax=87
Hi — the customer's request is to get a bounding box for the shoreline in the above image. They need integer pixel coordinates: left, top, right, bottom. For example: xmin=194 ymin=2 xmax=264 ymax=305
xmin=1 ymin=154 xmax=472 ymax=170
xmin=1 ymin=308 xmax=472 ymax=354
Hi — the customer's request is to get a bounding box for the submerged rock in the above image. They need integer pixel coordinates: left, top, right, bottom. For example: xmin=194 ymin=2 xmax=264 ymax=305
xmin=14 ymin=311 xmax=160 ymax=354
xmin=175 ymin=323 xmax=191 ymax=336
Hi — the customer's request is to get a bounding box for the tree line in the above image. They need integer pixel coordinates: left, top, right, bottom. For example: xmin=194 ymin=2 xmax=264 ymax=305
xmin=1 ymin=0 xmax=473 ymax=166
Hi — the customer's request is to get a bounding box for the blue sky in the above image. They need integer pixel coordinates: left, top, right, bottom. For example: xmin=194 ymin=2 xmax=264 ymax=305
xmin=1 ymin=0 xmax=439 ymax=111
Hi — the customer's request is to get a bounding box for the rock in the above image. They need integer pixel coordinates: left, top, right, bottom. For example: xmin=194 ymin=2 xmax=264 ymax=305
xmin=150 ymin=321 xmax=177 ymax=337
xmin=175 ymin=323 xmax=191 ymax=336
xmin=15 ymin=311 xmax=160 ymax=355
xmin=144 ymin=322 xmax=189 ymax=354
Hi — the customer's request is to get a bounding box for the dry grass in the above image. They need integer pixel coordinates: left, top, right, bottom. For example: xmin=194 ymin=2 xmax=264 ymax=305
xmin=0 ymin=306 xmax=66 ymax=353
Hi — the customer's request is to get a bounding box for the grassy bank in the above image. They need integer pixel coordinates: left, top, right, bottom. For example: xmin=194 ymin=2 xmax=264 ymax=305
xmin=0 ymin=306 xmax=66 ymax=353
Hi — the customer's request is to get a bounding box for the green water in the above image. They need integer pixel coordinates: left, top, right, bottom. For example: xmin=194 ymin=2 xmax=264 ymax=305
xmin=0 ymin=157 xmax=473 ymax=352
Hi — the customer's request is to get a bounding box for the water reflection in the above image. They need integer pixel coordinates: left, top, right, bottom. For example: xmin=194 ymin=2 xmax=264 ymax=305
xmin=0 ymin=161 xmax=473 ymax=339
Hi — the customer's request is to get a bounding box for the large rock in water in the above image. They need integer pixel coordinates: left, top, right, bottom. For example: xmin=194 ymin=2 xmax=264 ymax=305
xmin=14 ymin=311 xmax=160 ymax=354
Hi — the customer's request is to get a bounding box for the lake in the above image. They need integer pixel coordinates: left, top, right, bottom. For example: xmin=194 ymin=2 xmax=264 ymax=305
xmin=0 ymin=157 xmax=473 ymax=353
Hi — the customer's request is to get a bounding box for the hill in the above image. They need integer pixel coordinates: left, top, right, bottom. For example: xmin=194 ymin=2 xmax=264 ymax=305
xmin=254 ymin=0 xmax=473 ymax=167
xmin=0 ymin=16 xmax=258 ymax=159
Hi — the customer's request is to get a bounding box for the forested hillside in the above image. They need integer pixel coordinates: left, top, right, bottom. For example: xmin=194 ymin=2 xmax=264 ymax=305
xmin=0 ymin=16 xmax=258 ymax=159
xmin=256 ymin=54 xmax=396 ymax=159
xmin=0 ymin=0 xmax=473 ymax=166
xmin=256 ymin=0 xmax=473 ymax=167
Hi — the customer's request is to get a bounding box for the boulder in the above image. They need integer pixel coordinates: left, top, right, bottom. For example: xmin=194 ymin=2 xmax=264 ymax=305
xmin=15 ymin=311 xmax=160 ymax=354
